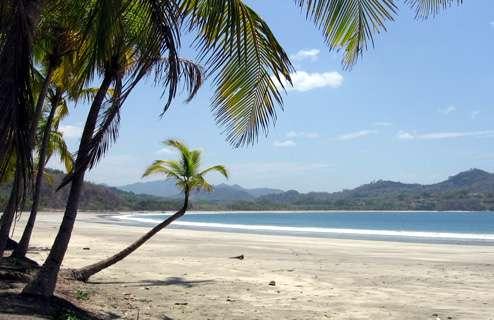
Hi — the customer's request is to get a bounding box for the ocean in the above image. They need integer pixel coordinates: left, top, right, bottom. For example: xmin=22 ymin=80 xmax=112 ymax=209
xmin=111 ymin=211 xmax=494 ymax=245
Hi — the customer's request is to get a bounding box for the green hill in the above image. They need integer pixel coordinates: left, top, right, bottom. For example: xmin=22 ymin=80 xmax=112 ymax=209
xmin=2 ymin=168 xmax=494 ymax=211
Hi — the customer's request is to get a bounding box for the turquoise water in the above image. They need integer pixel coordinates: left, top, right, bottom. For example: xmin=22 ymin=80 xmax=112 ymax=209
xmin=114 ymin=211 xmax=494 ymax=244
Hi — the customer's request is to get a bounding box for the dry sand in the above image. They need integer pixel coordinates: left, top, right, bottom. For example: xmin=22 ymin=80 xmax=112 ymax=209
xmin=7 ymin=212 xmax=494 ymax=319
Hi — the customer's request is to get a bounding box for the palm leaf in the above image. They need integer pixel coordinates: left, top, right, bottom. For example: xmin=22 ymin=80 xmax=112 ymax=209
xmin=182 ymin=0 xmax=293 ymax=147
xmin=405 ymin=0 xmax=463 ymax=19
xmin=199 ymin=165 xmax=229 ymax=179
xmin=0 ymin=0 xmax=38 ymax=200
xmin=295 ymin=0 xmax=397 ymax=67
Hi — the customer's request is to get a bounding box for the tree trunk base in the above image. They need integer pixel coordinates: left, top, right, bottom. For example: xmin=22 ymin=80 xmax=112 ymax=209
xmin=6 ymin=237 xmax=18 ymax=251
xmin=65 ymin=269 xmax=90 ymax=282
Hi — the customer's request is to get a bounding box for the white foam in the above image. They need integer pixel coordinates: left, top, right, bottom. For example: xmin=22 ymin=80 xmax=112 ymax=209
xmin=113 ymin=214 xmax=494 ymax=241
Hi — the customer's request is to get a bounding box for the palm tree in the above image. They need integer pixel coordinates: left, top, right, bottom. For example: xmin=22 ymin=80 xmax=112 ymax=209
xmin=0 ymin=0 xmax=83 ymax=256
xmin=21 ymin=0 xmax=463 ymax=297
xmin=70 ymin=139 xmax=228 ymax=282
xmin=23 ymin=0 xmax=201 ymax=297
xmin=11 ymin=85 xmax=75 ymax=258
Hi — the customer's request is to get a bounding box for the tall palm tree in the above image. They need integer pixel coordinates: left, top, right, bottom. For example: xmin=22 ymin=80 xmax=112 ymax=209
xmin=0 ymin=0 xmax=42 ymax=208
xmin=11 ymin=85 xmax=75 ymax=258
xmin=0 ymin=0 xmax=83 ymax=256
xmin=21 ymin=0 xmax=463 ymax=297
xmin=71 ymin=139 xmax=228 ymax=282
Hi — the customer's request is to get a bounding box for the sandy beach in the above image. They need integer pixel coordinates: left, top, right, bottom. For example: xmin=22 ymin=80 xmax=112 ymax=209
xmin=6 ymin=212 xmax=494 ymax=319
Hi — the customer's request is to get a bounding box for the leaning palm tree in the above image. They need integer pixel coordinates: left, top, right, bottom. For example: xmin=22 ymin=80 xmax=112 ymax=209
xmin=70 ymin=139 xmax=228 ymax=282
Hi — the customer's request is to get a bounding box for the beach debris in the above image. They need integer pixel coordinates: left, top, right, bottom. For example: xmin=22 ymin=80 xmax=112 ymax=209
xmin=82 ymin=247 xmax=90 ymax=250
xmin=230 ymin=254 xmax=244 ymax=260
xmin=269 ymin=280 xmax=276 ymax=286
xmin=174 ymin=302 xmax=188 ymax=306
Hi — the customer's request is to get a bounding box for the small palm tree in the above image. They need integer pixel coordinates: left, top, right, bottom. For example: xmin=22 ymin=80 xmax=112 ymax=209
xmin=70 ymin=139 xmax=228 ymax=282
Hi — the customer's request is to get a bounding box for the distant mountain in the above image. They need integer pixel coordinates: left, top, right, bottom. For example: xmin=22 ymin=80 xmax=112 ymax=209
xmin=118 ymin=181 xmax=283 ymax=201
xmin=2 ymin=168 xmax=494 ymax=211
xmin=119 ymin=180 xmax=180 ymax=198
xmin=258 ymin=169 xmax=494 ymax=211
xmin=0 ymin=169 xmax=181 ymax=211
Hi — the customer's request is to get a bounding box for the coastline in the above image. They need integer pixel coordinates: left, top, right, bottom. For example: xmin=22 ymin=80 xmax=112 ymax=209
xmin=102 ymin=211 xmax=494 ymax=246
xmin=7 ymin=211 xmax=494 ymax=319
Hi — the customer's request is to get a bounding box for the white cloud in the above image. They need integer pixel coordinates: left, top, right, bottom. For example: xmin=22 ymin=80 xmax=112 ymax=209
xmin=471 ymin=110 xmax=480 ymax=119
xmin=273 ymin=140 xmax=296 ymax=147
xmin=396 ymin=131 xmax=415 ymax=140
xmin=59 ymin=124 xmax=83 ymax=139
xmin=156 ymin=147 xmax=175 ymax=155
xmin=291 ymin=49 xmax=320 ymax=62
xmin=286 ymin=131 xmax=319 ymax=139
xmin=277 ymin=71 xmax=343 ymax=92
xmin=372 ymin=122 xmax=392 ymax=127
xmin=438 ymin=105 xmax=456 ymax=115
xmin=335 ymin=130 xmax=377 ymax=141
xmin=397 ymin=130 xmax=494 ymax=140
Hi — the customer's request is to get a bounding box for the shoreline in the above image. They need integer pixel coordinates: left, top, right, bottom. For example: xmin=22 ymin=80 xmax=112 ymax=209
xmin=100 ymin=211 xmax=494 ymax=246
xmin=30 ymin=209 xmax=494 ymax=214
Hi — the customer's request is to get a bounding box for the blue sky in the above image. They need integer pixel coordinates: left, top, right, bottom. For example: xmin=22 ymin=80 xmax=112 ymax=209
xmin=53 ymin=1 xmax=494 ymax=192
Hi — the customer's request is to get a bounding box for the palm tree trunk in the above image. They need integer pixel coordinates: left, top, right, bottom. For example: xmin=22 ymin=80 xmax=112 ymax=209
xmin=71 ymin=191 xmax=189 ymax=282
xmin=22 ymin=73 xmax=113 ymax=297
xmin=12 ymin=90 xmax=63 ymax=258
xmin=0 ymin=172 xmax=20 ymax=256
xmin=0 ymin=57 xmax=57 ymax=257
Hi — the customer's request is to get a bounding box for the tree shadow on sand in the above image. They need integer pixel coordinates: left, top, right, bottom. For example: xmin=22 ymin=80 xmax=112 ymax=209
xmin=0 ymin=292 xmax=120 ymax=320
xmin=89 ymin=276 xmax=215 ymax=288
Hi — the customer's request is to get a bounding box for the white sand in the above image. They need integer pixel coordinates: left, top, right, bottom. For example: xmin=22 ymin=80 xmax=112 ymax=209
xmin=10 ymin=212 xmax=494 ymax=319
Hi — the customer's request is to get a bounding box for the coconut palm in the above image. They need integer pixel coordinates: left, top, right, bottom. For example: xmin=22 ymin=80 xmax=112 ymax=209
xmin=0 ymin=0 xmax=84 ymax=256
xmin=23 ymin=0 xmax=202 ymax=297
xmin=70 ymin=139 xmax=228 ymax=282
xmin=0 ymin=90 xmax=74 ymax=257
xmin=11 ymin=85 xmax=75 ymax=258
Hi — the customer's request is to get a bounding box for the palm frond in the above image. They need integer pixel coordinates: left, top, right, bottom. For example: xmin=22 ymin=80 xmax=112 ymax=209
xmin=153 ymin=57 xmax=204 ymax=113
xmin=0 ymin=0 xmax=39 ymax=204
xmin=295 ymin=0 xmax=397 ymax=67
xmin=199 ymin=165 xmax=229 ymax=179
xmin=190 ymin=175 xmax=214 ymax=192
xmin=142 ymin=160 xmax=184 ymax=181
xmin=182 ymin=0 xmax=293 ymax=147
xmin=144 ymin=139 xmax=227 ymax=194
xmin=405 ymin=0 xmax=463 ymax=19
xmin=85 ymin=75 xmax=123 ymax=171
xmin=46 ymin=131 xmax=74 ymax=173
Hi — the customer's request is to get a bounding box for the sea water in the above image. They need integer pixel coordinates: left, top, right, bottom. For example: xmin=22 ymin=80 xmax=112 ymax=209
xmin=112 ymin=211 xmax=494 ymax=245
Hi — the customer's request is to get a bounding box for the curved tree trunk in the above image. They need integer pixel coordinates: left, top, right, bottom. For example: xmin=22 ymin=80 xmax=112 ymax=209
xmin=72 ymin=191 xmax=189 ymax=282
xmin=12 ymin=90 xmax=63 ymax=258
xmin=22 ymin=73 xmax=113 ymax=297
xmin=0 ymin=57 xmax=56 ymax=257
